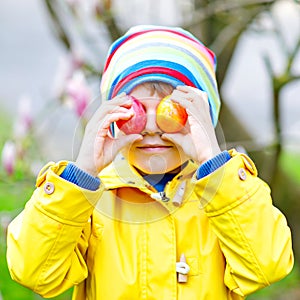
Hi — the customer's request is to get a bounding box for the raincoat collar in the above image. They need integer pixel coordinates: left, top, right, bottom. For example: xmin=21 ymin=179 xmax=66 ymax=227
xmin=99 ymin=155 xmax=198 ymax=192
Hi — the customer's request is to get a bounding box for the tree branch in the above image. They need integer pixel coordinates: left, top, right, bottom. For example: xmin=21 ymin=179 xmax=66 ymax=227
xmin=43 ymin=0 xmax=71 ymax=49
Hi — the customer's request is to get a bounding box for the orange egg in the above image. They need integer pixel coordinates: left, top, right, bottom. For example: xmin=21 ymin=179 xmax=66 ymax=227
xmin=156 ymin=95 xmax=188 ymax=133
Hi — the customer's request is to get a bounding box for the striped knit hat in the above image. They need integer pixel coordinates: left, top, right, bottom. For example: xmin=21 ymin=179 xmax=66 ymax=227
xmin=100 ymin=25 xmax=220 ymax=126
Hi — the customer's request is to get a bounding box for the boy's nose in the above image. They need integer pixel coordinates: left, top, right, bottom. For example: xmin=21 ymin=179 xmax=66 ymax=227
xmin=141 ymin=110 xmax=162 ymax=135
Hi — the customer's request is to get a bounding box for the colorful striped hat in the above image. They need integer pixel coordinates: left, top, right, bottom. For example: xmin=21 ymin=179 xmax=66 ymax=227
xmin=100 ymin=25 xmax=220 ymax=126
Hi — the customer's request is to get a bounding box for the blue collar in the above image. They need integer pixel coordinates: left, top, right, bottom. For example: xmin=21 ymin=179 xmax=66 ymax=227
xmin=143 ymin=173 xmax=177 ymax=192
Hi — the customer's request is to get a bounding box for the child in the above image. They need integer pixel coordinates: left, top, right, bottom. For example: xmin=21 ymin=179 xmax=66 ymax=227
xmin=7 ymin=25 xmax=293 ymax=299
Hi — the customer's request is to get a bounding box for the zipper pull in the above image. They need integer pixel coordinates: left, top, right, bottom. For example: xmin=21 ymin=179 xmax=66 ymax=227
xmin=150 ymin=191 xmax=170 ymax=202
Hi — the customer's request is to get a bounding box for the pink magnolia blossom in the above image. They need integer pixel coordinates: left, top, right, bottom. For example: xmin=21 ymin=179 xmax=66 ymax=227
xmin=1 ymin=141 xmax=17 ymax=176
xmin=52 ymin=50 xmax=84 ymax=99
xmin=65 ymin=70 xmax=92 ymax=117
xmin=13 ymin=95 xmax=33 ymax=139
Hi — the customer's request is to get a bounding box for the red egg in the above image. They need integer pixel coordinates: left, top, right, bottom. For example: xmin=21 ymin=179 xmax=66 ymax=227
xmin=156 ymin=95 xmax=188 ymax=133
xmin=116 ymin=96 xmax=147 ymax=134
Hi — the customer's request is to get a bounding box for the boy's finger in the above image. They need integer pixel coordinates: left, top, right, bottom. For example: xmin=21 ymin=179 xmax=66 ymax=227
xmin=115 ymin=134 xmax=143 ymax=151
xmin=161 ymin=133 xmax=183 ymax=146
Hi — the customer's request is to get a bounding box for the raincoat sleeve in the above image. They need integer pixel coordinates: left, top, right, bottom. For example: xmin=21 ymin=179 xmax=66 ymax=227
xmin=6 ymin=161 xmax=104 ymax=298
xmin=193 ymin=149 xmax=294 ymax=297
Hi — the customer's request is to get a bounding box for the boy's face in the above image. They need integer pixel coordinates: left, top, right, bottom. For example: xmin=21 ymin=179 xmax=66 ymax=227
xmin=120 ymin=85 xmax=189 ymax=174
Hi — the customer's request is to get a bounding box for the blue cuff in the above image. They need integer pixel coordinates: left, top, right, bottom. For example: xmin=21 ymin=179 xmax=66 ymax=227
xmin=60 ymin=163 xmax=100 ymax=191
xmin=196 ymin=151 xmax=231 ymax=179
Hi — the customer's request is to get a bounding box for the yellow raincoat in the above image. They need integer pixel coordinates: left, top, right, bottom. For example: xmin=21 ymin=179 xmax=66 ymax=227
xmin=7 ymin=150 xmax=293 ymax=299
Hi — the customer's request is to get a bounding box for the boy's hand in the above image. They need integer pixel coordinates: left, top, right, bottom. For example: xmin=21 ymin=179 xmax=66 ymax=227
xmin=162 ymin=86 xmax=221 ymax=165
xmin=75 ymin=94 xmax=142 ymax=177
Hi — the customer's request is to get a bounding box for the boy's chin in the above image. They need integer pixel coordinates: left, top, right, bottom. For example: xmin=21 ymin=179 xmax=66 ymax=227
xmin=123 ymin=149 xmax=189 ymax=175
xmin=132 ymin=161 xmax=185 ymax=175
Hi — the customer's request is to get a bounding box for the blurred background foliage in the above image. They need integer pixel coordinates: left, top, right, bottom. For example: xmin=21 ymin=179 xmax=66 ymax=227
xmin=0 ymin=0 xmax=300 ymax=299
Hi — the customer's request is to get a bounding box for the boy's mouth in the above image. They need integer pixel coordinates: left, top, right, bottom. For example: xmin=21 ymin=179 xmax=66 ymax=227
xmin=137 ymin=144 xmax=173 ymax=153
